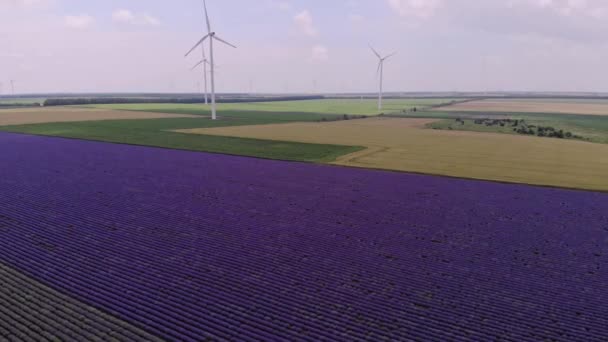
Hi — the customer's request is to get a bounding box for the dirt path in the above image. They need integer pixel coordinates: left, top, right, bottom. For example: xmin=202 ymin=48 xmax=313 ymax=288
xmin=0 ymin=107 xmax=202 ymax=126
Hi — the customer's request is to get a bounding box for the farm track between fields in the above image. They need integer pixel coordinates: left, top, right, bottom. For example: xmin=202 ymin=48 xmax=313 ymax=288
xmin=1 ymin=132 xmax=607 ymax=341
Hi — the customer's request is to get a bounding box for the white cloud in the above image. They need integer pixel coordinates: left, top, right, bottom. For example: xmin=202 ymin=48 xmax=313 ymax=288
xmin=387 ymin=0 xmax=443 ymax=19
xmin=64 ymin=14 xmax=95 ymax=30
xmin=294 ymin=10 xmax=318 ymax=37
xmin=0 ymin=52 xmax=24 ymax=58
xmin=112 ymin=9 xmax=160 ymax=26
xmin=6 ymin=0 xmax=608 ymax=94
xmin=112 ymin=9 xmax=135 ymax=23
xmin=277 ymin=2 xmax=291 ymax=11
xmin=141 ymin=14 xmax=160 ymax=26
xmin=0 ymin=0 xmax=50 ymax=8
xmin=507 ymin=0 xmax=608 ymax=18
xmin=348 ymin=13 xmax=365 ymax=24
xmin=266 ymin=0 xmax=291 ymax=11
xmin=311 ymin=45 xmax=329 ymax=62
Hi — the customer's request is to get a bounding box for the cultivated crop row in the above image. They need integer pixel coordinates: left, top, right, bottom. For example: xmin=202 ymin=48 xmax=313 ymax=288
xmin=0 ymin=263 xmax=162 ymax=342
xmin=0 ymin=132 xmax=607 ymax=341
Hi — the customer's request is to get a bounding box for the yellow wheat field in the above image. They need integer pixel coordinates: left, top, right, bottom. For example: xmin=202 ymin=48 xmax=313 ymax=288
xmin=177 ymin=117 xmax=608 ymax=191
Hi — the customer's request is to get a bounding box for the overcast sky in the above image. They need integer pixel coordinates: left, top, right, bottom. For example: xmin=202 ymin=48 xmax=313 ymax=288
xmin=2 ymin=0 xmax=608 ymax=94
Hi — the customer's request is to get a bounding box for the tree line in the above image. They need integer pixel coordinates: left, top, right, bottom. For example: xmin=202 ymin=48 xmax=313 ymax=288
xmin=43 ymin=95 xmax=324 ymax=106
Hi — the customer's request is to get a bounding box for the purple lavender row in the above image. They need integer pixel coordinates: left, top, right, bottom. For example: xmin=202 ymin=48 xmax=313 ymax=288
xmin=2 ymin=192 xmax=604 ymax=342
xmin=1 ymin=132 xmax=607 ymax=341
xmin=0 ymin=262 xmax=163 ymax=341
xmin=1 ymin=132 xmax=604 ymax=340
xmin=2 ymin=136 xmax=604 ymax=340
xmin=4 ymin=179 xmax=608 ymax=336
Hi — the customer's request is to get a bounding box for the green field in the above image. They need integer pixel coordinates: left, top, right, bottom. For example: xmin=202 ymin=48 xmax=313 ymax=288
xmin=0 ymin=110 xmax=363 ymax=162
xmin=498 ymin=98 xmax=608 ymax=104
xmin=2 ymin=99 xmax=457 ymax=163
xmin=0 ymin=97 xmax=45 ymax=105
xmin=420 ymin=111 xmax=608 ymax=144
xmin=4 ymin=98 xmax=608 ymax=191
xmin=89 ymin=98 xmax=456 ymax=116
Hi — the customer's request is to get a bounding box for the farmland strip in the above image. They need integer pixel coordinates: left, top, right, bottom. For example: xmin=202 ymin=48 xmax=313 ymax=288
xmin=0 ymin=132 xmax=606 ymax=341
xmin=0 ymin=262 xmax=163 ymax=341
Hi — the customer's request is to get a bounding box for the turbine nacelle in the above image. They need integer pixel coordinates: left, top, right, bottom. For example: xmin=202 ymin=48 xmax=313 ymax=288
xmin=370 ymin=44 xmax=396 ymax=61
xmin=185 ymin=33 xmax=236 ymax=58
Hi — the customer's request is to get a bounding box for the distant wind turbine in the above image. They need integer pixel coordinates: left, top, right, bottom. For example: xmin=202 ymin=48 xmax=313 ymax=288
xmin=10 ymin=80 xmax=15 ymax=95
xmin=190 ymin=50 xmax=210 ymax=105
xmin=185 ymin=0 xmax=236 ymax=120
xmin=370 ymin=45 xmax=396 ymax=111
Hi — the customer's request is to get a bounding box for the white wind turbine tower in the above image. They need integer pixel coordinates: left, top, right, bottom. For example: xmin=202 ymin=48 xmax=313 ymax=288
xmin=190 ymin=48 xmax=210 ymax=105
xmin=370 ymin=45 xmax=396 ymax=111
xmin=185 ymin=0 xmax=236 ymax=120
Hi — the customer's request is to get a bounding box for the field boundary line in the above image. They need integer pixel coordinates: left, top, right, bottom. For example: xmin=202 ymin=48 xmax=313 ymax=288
xmin=334 ymin=146 xmax=388 ymax=164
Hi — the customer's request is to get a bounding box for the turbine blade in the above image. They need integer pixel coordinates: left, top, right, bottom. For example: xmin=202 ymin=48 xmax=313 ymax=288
xmin=191 ymin=59 xmax=204 ymax=71
xmin=369 ymin=44 xmax=381 ymax=59
xmin=185 ymin=34 xmax=211 ymax=57
xmin=203 ymin=0 xmax=212 ymax=33
xmin=383 ymin=52 xmax=398 ymax=60
xmin=376 ymin=61 xmax=382 ymax=77
xmin=213 ymin=35 xmax=237 ymax=48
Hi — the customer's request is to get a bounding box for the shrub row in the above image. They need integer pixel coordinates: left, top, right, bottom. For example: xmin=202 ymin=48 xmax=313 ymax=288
xmin=43 ymin=96 xmax=324 ymax=106
xmin=466 ymin=118 xmax=582 ymax=140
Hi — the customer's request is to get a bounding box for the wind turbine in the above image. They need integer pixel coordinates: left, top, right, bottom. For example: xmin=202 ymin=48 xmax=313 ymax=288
xmin=10 ymin=80 xmax=15 ymax=95
xmin=370 ymin=45 xmax=396 ymax=111
xmin=190 ymin=50 xmax=210 ymax=105
xmin=185 ymin=0 xmax=236 ymax=120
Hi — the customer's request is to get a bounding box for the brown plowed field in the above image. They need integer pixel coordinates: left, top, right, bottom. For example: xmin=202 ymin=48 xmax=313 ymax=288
xmin=0 ymin=107 xmax=201 ymax=126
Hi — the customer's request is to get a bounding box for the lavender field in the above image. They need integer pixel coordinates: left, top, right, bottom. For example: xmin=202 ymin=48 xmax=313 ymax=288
xmin=1 ymin=131 xmax=607 ymax=341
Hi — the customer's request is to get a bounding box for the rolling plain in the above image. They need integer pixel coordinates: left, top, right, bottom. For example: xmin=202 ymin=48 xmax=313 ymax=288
xmin=1 ymin=97 xmax=608 ymax=340
xmin=90 ymin=98 xmax=453 ymax=116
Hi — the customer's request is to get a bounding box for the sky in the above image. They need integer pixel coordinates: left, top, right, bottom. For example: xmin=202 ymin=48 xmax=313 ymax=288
xmin=2 ymin=0 xmax=608 ymax=94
